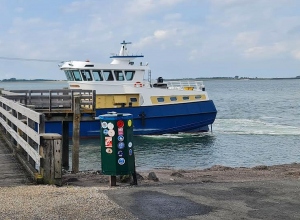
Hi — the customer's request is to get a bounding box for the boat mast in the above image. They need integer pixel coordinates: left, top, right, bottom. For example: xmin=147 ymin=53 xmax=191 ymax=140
xmin=110 ymin=40 xmax=144 ymax=64
xmin=119 ymin=40 xmax=131 ymax=56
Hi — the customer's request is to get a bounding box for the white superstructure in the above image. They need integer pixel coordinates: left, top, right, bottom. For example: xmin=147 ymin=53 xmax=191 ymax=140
xmin=60 ymin=41 xmax=209 ymax=107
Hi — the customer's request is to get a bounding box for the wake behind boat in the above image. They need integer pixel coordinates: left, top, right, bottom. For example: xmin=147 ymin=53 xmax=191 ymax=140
xmin=50 ymin=40 xmax=217 ymax=137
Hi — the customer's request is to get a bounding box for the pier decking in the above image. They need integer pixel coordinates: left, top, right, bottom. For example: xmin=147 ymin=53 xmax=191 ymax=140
xmin=0 ymin=135 xmax=31 ymax=186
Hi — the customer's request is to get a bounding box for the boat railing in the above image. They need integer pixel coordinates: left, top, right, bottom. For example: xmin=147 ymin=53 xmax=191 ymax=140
xmin=166 ymin=81 xmax=205 ymax=91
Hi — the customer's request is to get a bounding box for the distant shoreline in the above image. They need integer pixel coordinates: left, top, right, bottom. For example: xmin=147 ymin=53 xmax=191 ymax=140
xmin=0 ymin=77 xmax=299 ymax=82
xmin=168 ymin=77 xmax=300 ymax=81
xmin=0 ymin=79 xmax=66 ymax=82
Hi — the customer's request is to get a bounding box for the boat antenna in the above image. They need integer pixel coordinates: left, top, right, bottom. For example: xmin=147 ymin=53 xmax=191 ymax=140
xmin=121 ymin=40 xmax=131 ymax=45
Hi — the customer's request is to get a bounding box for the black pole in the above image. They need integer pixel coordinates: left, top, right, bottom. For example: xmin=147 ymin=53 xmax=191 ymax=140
xmin=131 ymin=153 xmax=138 ymax=185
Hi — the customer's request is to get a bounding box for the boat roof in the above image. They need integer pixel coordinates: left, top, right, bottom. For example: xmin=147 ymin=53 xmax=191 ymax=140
xmin=60 ymin=40 xmax=147 ymax=69
xmin=60 ymin=60 xmax=149 ymax=70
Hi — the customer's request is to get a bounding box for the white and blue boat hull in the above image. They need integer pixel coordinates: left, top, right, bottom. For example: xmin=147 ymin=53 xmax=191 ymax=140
xmin=45 ymin=100 xmax=217 ymax=137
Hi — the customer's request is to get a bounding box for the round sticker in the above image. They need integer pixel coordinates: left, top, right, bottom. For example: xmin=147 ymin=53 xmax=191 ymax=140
xmin=106 ymin=148 xmax=113 ymax=154
xmin=108 ymin=129 xmax=115 ymax=137
xmin=129 ymin=149 xmax=133 ymax=156
xmin=107 ymin=122 xmax=114 ymax=130
xmin=103 ymin=129 xmax=109 ymax=135
xmin=118 ymin=142 xmax=125 ymax=149
xmin=101 ymin=122 xmax=108 ymax=128
xmin=117 ymin=120 xmax=124 ymax=128
xmin=118 ymin=158 xmax=125 ymax=165
xmin=128 ymin=142 xmax=133 ymax=148
xmin=118 ymin=135 xmax=124 ymax=142
xmin=118 ymin=150 xmax=124 ymax=157
xmin=128 ymin=120 xmax=132 ymax=127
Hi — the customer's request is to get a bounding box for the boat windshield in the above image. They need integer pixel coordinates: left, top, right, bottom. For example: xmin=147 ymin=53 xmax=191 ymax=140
xmin=92 ymin=70 xmax=104 ymax=81
xmin=125 ymin=71 xmax=135 ymax=80
xmin=81 ymin=70 xmax=92 ymax=81
xmin=64 ymin=69 xmax=136 ymax=82
xmin=103 ymin=70 xmax=114 ymax=81
xmin=64 ymin=70 xmax=83 ymax=81
xmin=114 ymin=71 xmax=125 ymax=81
xmin=64 ymin=70 xmax=74 ymax=81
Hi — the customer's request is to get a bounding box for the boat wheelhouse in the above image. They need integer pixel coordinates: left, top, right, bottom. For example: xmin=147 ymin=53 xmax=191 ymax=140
xmin=47 ymin=41 xmax=217 ymax=137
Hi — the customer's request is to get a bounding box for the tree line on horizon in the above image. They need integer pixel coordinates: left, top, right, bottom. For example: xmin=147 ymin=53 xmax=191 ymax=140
xmin=0 ymin=78 xmax=61 ymax=82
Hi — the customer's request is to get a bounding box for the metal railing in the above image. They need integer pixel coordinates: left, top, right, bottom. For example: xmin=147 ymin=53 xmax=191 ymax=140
xmin=166 ymin=81 xmax=205 ymax=91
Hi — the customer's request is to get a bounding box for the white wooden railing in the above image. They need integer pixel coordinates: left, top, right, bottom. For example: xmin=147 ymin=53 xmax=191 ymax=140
xmin=0 ymin=96 xmax=44 ymax=171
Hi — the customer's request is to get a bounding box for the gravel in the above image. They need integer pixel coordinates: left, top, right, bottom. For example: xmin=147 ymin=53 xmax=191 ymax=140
xmin=0 ymin=185 xmax=136 ymax=220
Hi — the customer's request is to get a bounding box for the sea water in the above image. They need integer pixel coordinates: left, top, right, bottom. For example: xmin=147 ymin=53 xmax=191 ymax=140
xmin=1 ymin=79 xmax=299 ymax=171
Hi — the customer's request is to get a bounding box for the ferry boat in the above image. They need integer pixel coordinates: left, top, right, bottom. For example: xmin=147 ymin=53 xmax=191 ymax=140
xmin=55 ymin=41 xmax=217 ymax=137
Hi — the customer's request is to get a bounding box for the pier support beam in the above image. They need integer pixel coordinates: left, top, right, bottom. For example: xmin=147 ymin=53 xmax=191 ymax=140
xmin=72 ymin=96 xmax=81 ymax=173
xmin=39 ymin=133 xmax=62 ymax=186
xmin=62 ymin=121 xmax=69 ymax=170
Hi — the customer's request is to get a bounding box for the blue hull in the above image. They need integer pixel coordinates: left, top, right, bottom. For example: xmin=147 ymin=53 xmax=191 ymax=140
xmin=45 ymin=100 xmax=217 ymax=137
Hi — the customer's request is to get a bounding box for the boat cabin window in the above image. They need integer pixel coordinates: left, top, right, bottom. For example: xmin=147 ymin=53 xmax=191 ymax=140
xmin=183 ymin=96 xmax=190 ymax=100
xmin=130 ymin=97 xmax=137 ymax=102
xmin=170 ymin=96 xmax=177 ymax=101
xmin=157 ymin=97 xmax=164 ymax=102
xmin=92 ymin=70 xmax=103 ymax=81
xmin=81 ymin=70 xmax=92 ymax=81
xmin=125 ymin=71 xmax=135 ymax=81
xmin=103 ymin=70 xmax=114 ymax=81
xmin=114 ymin=70 xmax=125 ymax=81
xmin=64 ymin=70 xmax=74 ymax=81
xmin=195 ymin=95 xmax=202 ymax=99
xmin=72 ymin=70 xmax=82 ymax=81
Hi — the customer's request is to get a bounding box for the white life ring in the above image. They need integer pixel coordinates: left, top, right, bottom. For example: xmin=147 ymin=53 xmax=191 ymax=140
xmin=134 ymin=81 xmax=143 ymax=87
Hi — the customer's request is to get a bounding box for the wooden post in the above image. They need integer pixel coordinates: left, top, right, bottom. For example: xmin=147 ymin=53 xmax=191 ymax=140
xmin=62 ymin=121 xmax=70 ymax=170
xmin=39 ymin=133 xmax=62 ymax=186
xmin=109 ymin=176 xmax=117 ymax=186
xmin=72 ymin=96 xmax=81 ymax=173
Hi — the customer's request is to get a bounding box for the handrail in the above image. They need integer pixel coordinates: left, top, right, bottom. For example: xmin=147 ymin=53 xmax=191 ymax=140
xmin=0 ymin=96 xmax=44 ymax=171
xmin=166 ymin=81 xmax=205 ymax=91
xmin=1 ymin=89 xmax=96 ymax=113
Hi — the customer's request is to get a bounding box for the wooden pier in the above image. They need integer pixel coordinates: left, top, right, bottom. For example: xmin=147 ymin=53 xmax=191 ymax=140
xmin=1 ymin=89 xmax=96 ymax=121
xmin=0 ymin=89 xmax=96 ymax=186
xmin=0 ymin=134 xmax=31 ymax=186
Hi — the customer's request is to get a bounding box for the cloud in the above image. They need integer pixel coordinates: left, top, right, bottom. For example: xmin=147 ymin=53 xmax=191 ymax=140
xmin=15 ymin=7 xmax=24 ymax=13
xmin=291 ymin=50 xmax=300 ymax=60
xmin=62 ymin=0 xmax=98 ymax=13
xmin=233 ymin=32 xmax=260 ymax=48
xmin=210 ymin=0 xmax=251 ymax=8
xmin=163 ymin=13 xmax=182 ymax=21
xmin=243 ymin=43 xmax=287 ymax=59
xmin=126 ymin=0 xmax=185 ymax=15
xmin=135 ymin=29 xmax=172 ymax=48
xmin=188 ymin=49 xmax=199 ymax=61
xmin=2 ymin=0 xmax=300 ymax=79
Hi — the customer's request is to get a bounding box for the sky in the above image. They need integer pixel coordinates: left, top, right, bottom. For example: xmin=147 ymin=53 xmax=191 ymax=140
xmin=1 ymin=0 xmax=300 ymax=80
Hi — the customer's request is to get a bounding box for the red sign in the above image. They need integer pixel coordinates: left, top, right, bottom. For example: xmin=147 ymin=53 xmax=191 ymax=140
xmin=117 ymin=120 xmax=124 ymax=128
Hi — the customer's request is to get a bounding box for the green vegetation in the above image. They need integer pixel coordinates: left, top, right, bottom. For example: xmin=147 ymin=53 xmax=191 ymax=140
xmin=1 ymin=78 xmax=62 ymax=82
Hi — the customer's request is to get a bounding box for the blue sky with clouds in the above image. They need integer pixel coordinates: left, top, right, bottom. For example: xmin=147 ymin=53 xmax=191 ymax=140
xmin=1 ymin=0 xmax=300 ymax=80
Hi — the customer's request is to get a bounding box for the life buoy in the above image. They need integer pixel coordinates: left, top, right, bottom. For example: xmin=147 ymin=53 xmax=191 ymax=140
xmin=134 ymin=81 xmax=143 ymax=87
